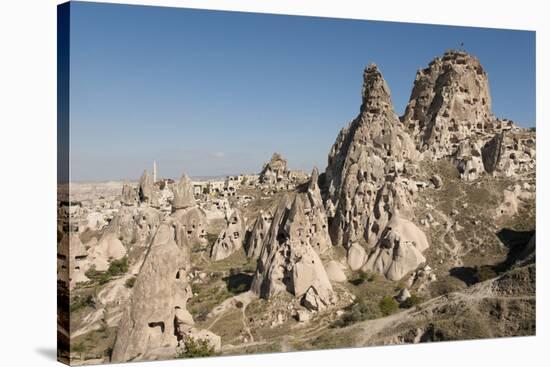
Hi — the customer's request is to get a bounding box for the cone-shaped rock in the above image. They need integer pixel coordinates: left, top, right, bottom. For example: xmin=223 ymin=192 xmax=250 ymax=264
xmin=172 ymin=174 xmax=195 ymax=210
xmin=324 ymin=64 xmax=418 ymax=248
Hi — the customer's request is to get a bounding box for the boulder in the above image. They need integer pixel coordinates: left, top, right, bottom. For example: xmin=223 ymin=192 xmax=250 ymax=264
xmin=347 ymin=243 xmax=367 ymax=271
xmin=430 ymin=174 xmax=443 ymax=189
xmin=325 ymin=261 xmax=347 ymax=283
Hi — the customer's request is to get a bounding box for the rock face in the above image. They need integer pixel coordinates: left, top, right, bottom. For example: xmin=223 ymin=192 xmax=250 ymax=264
xmin=138 ymin=170 xmax=155 ymax=204
xmin=259 ymin=153 xmax=290 ymax=185
xmin=251 ymin=198 xmax=335 ymax=311
xmin=451 ymin=140 xmax=485 ymax=181
xmin=324 ymin=64 xmax=418 ymax=249
xmin=304 ymin=168 xmax=332 ymax=254
xmin=112 ymin=223 xmax=220 ymax=362
xmin=482 ymin=130 xmax=536 ymax=177
xmin=121 ymin=183 xmax=138 ymax=206
xmin=170 ymin=173 xmax=208 ymax=248
xmin=88 ymin=232 xmax=127 ymax=271
xmin=362 ymin=215 xmax=429 ymax=281
xmin=171 ymin=206 xmax=208 ymax=249
xmin=210 ymin=209 xmax=245 ymax=261
xmin=325 ymin=261 xmax=347 ymax=283
xmin=245 ymin=211 xmax=271 ymax=259
xmin=104 ymin=206 xmax=162 ymax=246
xmin=172 ymin=174 xmax=195 ymax=210
xmin=58 ymin=232 xmax=89 ymax=289
xmin=401 ymin=49 xmax=535 ymax=180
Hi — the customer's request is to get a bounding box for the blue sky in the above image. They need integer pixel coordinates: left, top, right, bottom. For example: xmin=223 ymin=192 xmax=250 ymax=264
xmin=68 ymin=1 xmax=536 ymax=181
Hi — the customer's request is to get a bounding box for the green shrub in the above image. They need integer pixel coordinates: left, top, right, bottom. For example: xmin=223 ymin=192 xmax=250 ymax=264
xmin=70 ymin=294 xmax=95 ymax=312
xmin=84 ymin=265 xmax=110 ymax=285
xmin=108 ymin=257 xmax=128 ymax=276
xmin=379 ymin=296 xmax=399 ymax=316
xmin=335 ymin=299 xmax=381 ymax=327
xmin=177 ymin=337 xmax=217 ymax=359
xmin=400 ymin=294 xmax=423 ymax=309
xmin=125 ymin=276 xmax=136 ymax=288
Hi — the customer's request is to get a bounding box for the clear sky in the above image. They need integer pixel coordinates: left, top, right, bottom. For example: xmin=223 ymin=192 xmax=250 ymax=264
xmin=68 ymin=1 xmax=536 ymax=182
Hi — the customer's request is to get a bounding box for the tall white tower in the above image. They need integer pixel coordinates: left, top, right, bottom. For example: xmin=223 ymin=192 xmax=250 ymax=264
xmin=152 ymin=160 xmax=157 ymax=183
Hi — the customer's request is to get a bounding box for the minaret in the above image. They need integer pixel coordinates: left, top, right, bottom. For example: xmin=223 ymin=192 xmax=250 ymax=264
xmin=152 ymin=160 xmax=157 ymax=183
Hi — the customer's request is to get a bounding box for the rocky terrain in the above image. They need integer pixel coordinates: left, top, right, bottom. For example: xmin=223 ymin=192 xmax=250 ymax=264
xmin=58 ymin=50 xmax=535 ymax=365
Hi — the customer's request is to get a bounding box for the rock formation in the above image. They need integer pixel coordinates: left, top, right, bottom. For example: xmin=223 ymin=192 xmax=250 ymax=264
xmin=324 ymin=64 xmax=418 ymax=249
xmin=170 ymin=172 xmax=208 ymax=248
xmin=172 ymin=174 xmax=195 ymax=210
xmin=210 ymin=209 xmax=245 ymax=261
xmin=112 ymin=223 xmax=220 ymax=362
xmin=362 ymin=215 xmax=429 ymax=281
xmin=259 ymin=153 xmax=290 ymax=185
xmin=121 ymin=183 xmax=138 ymax=206
xmin=325 ymin=260 xmax=347 ymax=283
xmin=402 ymin=50 xmax=496 ymax=156
xmin=138 ymin=170 xmax=154 ymax=204
xmin=87 ymin=232 xmax=127 ymax=271
xmin=304 ymin=168 xmax=332 ymax=254
xmin=401 ymin=49 xmax=535 ymax=180
xmin=245 ymin=211 xmax=270 ymax=259
xmin=58 ymin=232 xmax=89 ymax=289
xmin=251 ymin=198 xmax=335 ymax=311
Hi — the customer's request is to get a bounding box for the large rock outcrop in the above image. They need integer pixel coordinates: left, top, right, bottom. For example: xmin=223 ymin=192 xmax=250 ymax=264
xmin=138 ymin=170 xmax=155 ymax=204
xmin=121 ymin=183 xmax=138 ymax=206
xmin=245 ymin=211 xmax=271 ymax=259
xmin=170 ymin=172 xmax=208 ymax=248
xmin=259 ymin=153 xmax=290 ymax=185
xmin=87 ymin=232 xmax=127 ymax=271
xmin=401 ymin=50 xmax=535 ymax=180
xmin=172 ymin=174 xmax=195 ymax=210
xmin=324 ymin=64 xmax=418 ymax=249
xmin=401 ymin=50 xmax=496 ymax=157
xmin=57 ymin=232 xmax=89 ymax=289
xmin=210 ymin=209 xmax=245 ymax=261
xmin=362 ymin=215 xmax=429 ymax=281
xmin=251 ymin=197 xmax=335 ymax=311
xmin=112 ymin=223 xmax=220 ymax=362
